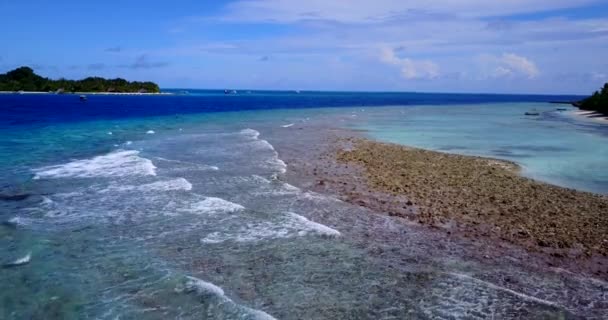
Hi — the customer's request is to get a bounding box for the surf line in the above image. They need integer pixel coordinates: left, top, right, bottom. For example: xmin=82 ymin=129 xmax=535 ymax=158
xmin=445 ymin=272 xmax=562 ymax=308
xmin=2 ymin=252 xmax=31 ymax=268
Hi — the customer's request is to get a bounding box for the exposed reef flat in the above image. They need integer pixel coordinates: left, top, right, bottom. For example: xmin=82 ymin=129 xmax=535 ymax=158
xmin=270 ymin=122 xmax=607 ymax=280
xmin=335 ymin=139 xmax=608 ymax=261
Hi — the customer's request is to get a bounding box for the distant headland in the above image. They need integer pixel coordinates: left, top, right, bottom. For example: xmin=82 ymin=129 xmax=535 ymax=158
xmin=0 ymin=66 xmax=160 ymax=94
xmin=577 ymin=83 xmax=608 ymax=116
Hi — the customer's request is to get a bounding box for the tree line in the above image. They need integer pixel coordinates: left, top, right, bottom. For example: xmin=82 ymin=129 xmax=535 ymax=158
xmin=0 ymin=66 xmax=160 ymax=93
xmin=578 ymin=83 xmax=608 ymax=115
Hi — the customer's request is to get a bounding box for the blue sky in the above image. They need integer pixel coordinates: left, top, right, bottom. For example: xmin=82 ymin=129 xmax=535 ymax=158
xmin=1 ymin=0 xmax=607 ymax=94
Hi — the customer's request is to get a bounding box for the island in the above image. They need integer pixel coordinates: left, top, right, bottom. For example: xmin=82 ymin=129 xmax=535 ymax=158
xmin=0 ymin=66 xmax=160 ymax=93
xmin=577 ymin=82 xmax=608 ymax=115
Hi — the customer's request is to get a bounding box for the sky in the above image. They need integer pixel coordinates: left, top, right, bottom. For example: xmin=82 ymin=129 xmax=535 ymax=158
xmin=1 ymin=0 xmax=607 ymax=94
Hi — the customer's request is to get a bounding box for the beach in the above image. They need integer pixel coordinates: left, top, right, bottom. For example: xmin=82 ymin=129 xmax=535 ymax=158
xmin=568 ymin=110 xmax=608 ymax=124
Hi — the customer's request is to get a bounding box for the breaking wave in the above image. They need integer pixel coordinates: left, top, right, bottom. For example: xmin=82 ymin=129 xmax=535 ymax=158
xmin=100 ymin=178 xmax=193 ymax=193
xmin=32 ymin=150 xmax=156 ymax=179
xmin=178 ymin=197 xmax=245 ymax=215
xmin=201 ymin=211 xmax=340 ymax=244
xmin=180 ymin=276 xmax=277 ymax=320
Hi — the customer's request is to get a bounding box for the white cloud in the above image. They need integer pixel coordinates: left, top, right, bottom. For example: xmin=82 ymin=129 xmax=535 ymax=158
xmin=493 ymin=66 xmax=513 ymax=78
xmin=380 ymin=47 xmax=439 ymax=80
xmin=501 ymin=53 xmax=540 ymax=78
xmin=479 ymin=53 xmax=540 ymax=79
xmin=156 ymin=1 xmax=608 ymax=93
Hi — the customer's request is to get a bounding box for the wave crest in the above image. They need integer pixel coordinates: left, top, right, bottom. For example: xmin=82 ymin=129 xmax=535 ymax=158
xmin=33 ymin=150 xmax=156 ymax=179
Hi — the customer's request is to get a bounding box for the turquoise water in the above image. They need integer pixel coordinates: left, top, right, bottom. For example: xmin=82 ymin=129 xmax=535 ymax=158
xmin=4 ymin=102 xmax=607 ymax=194
xmin=1 ymin=98 xmax=607 ymax=318
xmin=352 ymin=103 xmax=608 ymax=194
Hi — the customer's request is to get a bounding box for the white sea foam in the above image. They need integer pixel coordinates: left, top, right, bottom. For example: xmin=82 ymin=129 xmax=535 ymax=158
xmin=182 ymin=276 xmax=277 ymax=320
xmin=12 ymin=253 xmax=31 ymax=265
xmin=54 ymin=191 xmax=83 ymax=198
xmin=445 ymin=272 xmax=559 ymax=308
xmin=201 ymin=211 xmax=339 ymax=244
xmin=261 ymin=182 xmax=300 ymax=196
xmin=4 ymin=252 xmax=31 ymax=267
xmin=100 ymin=178 xmax=193 ymax=193
xmin=5 ymin=216 xmax=29 ymax=226
xmin=185 ymin=276 xmax=225 ymax=296
xmin=32 ymin=150 xmax=156 ymax=179
xmin=146 ymin=130 xmax=155 ymax=134
xmin=300 ymin=191 xmax=342 ymax=203
xmin=236 ymin=129 xmax=287 ymax=174
xmin=246 ymin=140 xmax=286 ymax=174
xmin=126 ymin=141 xmax=133 ymax=145
xmin=107 ymin=131 xmax=113 ymax=135
xmin=240 ymin=128 xmax=260 ymax=139
xmin=269 ymin=158 xmax=287 ymax=174
xmin=41 ymin=196 xmax=54 ymax=205
xmin=8 ymin=216 xmax=24 ymax=225
xmin=281 ymin=183 xmax=300 ymax=192
xmin=251 ymin=139 xmax=276 ymax=152
xmin=281 ymin=123 xmax=294 ymax=128
xmin=181 ymin=197 xmax=245 ymax=215
xmin=251 ymin=175 xmax=272 ymax=184
xmin=287 ymin=212 xmax=341 ymax=237
xmin=154 ymin=157 xmax=220 ymax=171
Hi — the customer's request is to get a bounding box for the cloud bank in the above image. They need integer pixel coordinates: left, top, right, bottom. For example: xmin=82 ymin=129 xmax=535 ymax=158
xmin=380 ymin=47 xmax=439 ymax=80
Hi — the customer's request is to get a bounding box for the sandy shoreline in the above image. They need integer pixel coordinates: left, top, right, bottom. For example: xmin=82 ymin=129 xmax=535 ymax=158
xmin=567 ymin=110 xmax=608 ymax=124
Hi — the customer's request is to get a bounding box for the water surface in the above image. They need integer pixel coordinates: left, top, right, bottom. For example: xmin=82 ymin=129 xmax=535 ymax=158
xmin=1 ymin=91 xmax=606 ymax=319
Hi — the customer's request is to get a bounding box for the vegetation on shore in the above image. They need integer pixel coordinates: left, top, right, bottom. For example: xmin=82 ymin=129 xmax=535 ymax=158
xmin=0 ymin=66 xmax=160 ymax=93
xmin=578 ymin=83 xmax=608 ymax=115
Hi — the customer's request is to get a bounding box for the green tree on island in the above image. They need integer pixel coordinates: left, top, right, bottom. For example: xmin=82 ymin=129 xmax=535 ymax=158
xmin=579 ymin=83 xmax=608 ymax=115
xmin=0 ymin=66 xmax=160 ymax=93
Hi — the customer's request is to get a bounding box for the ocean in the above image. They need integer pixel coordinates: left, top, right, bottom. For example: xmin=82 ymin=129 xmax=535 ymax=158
xmin=1 ymin=90 xmax=606 ymax=319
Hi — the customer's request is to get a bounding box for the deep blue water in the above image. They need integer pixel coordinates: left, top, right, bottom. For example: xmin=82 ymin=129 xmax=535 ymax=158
xmin=0 ymin=90 xmax=584 ymax=127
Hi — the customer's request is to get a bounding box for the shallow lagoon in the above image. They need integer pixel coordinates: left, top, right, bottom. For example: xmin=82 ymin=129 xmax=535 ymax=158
xmin=353 ymin=103 xmax=608 ymax=194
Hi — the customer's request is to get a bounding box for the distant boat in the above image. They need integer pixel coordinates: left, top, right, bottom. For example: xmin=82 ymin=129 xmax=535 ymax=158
xmin=556 ymin=108 xmax=568 ymax=111
xmin=79 ymin=95 xmax=87 ymax=101
xmin=525 ymin=111 xmax=540 ymax=116
xmin=224 ymin=89 xmax=237 ymax=94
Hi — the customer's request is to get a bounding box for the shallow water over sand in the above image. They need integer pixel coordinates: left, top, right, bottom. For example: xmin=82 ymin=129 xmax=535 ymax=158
xmin=1 ymin=101 xmax=608 ymax=318
xmin=353 ymin=103 xmax=608 ymax=194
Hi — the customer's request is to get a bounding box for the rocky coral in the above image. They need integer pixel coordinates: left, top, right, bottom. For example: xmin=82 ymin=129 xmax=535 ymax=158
xmin=336 ymin=138 xmax=608 ymax=258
